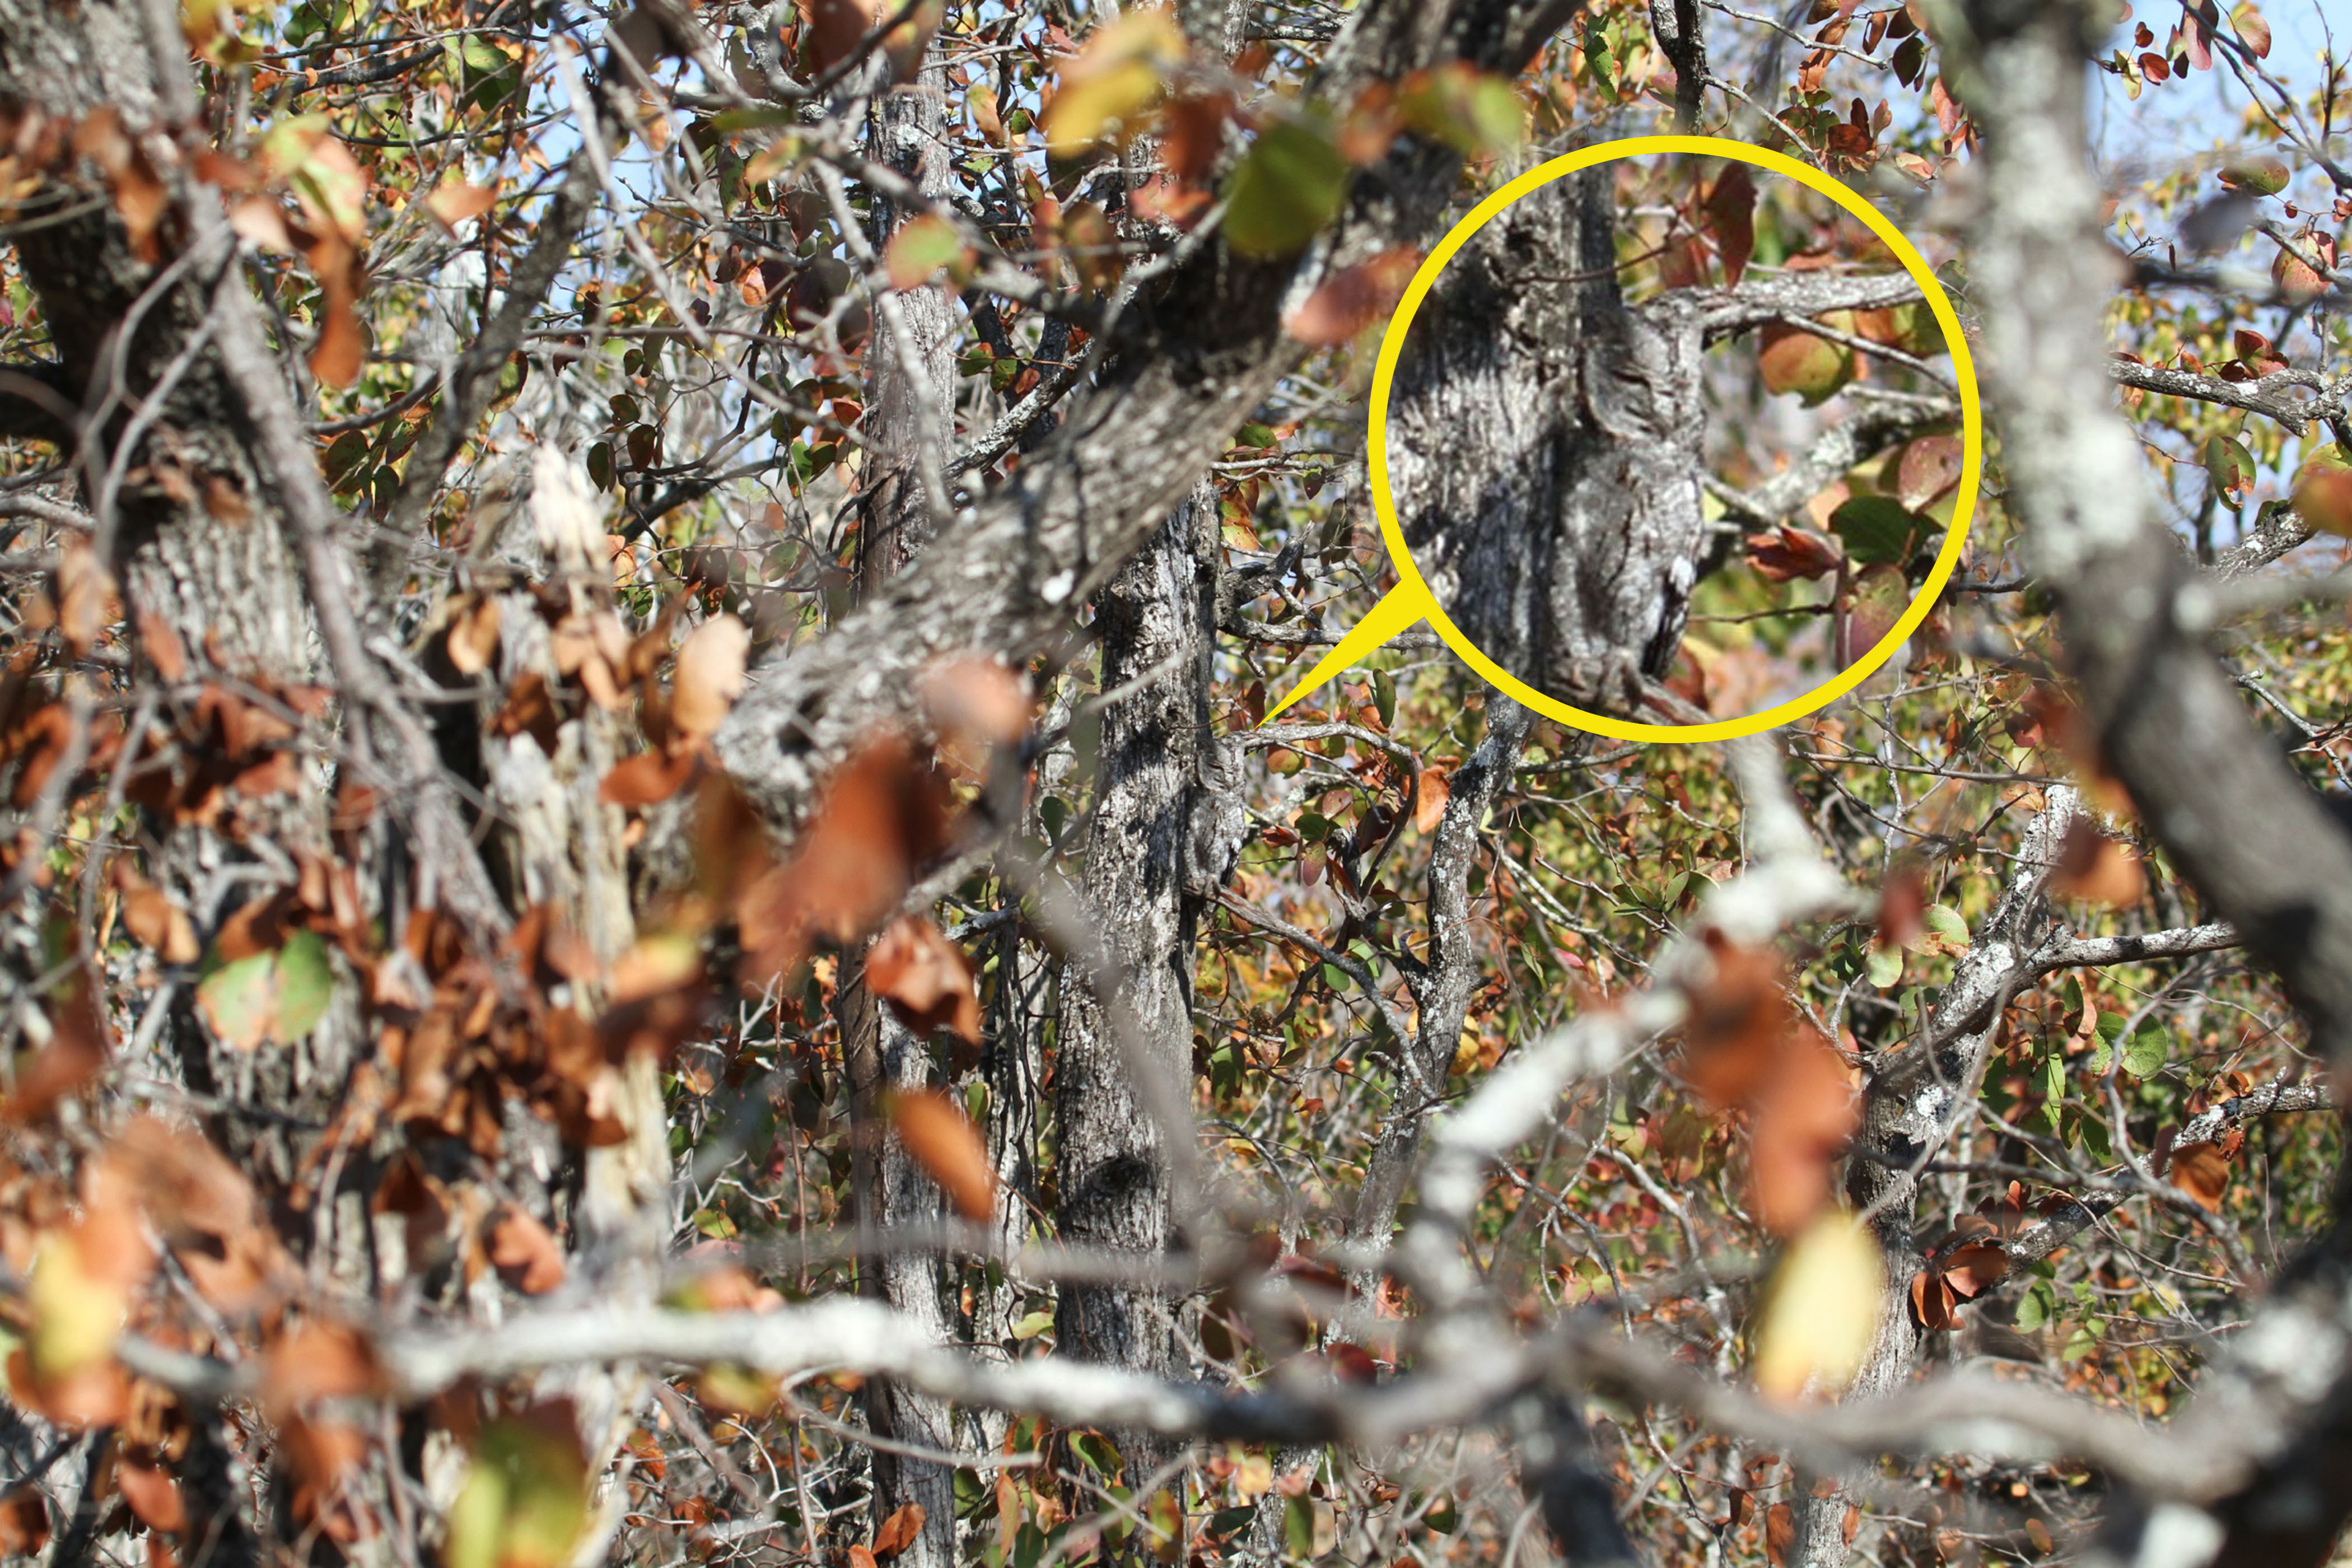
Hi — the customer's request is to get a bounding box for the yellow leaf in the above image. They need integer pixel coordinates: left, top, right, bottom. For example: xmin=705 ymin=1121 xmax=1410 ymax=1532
xmin=1042 ymin=8 xmax=1184 ymax=157
xmin=1751 ymin=1210 xmax=1883 ymax=1399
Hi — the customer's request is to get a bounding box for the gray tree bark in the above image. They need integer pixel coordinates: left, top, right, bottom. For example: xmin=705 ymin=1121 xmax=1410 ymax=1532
xmin=1052 ymin=486 xmax=1222 ymax=1492
xmin=1386 ymin=169 xmax=1708 ymax=716
xmin=840 ymin=42 xmax=964 ymax=1568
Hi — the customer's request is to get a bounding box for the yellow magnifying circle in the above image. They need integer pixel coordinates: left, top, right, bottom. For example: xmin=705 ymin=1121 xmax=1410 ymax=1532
xmin=1266 ymin=133 xmax=1981 ymax=743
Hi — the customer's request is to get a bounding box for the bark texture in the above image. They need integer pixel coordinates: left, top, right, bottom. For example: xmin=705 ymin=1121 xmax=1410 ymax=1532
xmin=1053 ymin=487 xmax=1221 ymax=1485
xmin=842 ymin=44 xmax=964 ymax=1568
xmin=1387 ymin=170 xmax=1708 ymax=715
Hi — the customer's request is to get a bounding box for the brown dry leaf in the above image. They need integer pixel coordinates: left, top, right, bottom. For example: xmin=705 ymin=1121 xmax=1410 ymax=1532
xmin=874 ymin=1502 xmax=928 ymax=1559
xmin=1681 ymin=934 xmax=1791 ymax=1108
xmin=889 ymin=1087 xmax=996 ymax=1222
xmin=1283 ymin=248 xmax=1421 ymax=346
xmin=423 ymin=180 xmax=497 ymax=232
xmin=2170 ymin=1142 xmax=2230 ymax=1211
xmin=106 ymin=1116 xmax=287 ymax=1314
xmin=4 ymin=970 xmax=108 ymax=1123
xmin=73 ymin=109 xmax=169 ymax=263
xmin=1413 ymin=767 xmax=1450 ymax=833
xmin=444 ymin=594 xmax=501 ymax=678
xmin=261 ymin=1319 xmax=383 ymax=1416
xmin=1938 ymin=1242 xmax=2010 ymax=1299
xmin=867 ymin=915 xmax=983 ymax=1044
xmin=1765 ymin=1504 xmax=1795 ymax=1566
xmin=918 ymin=657 xmax=1030 ymax=748
xmin=2050 ymin=820 xmax=2146 ymax=907
xmin=308 ymin=268 xmax=365 ymax=389
xmin=0 ymin=1487 xmax=49 ymax=1555
xmin=672 ymin=614 xmax=750 ymax=740
xmin=849 ymin=1547 xmax=881 ymax=1568
xmin=121 ymin=879 xmax=199 ymax=965
xmin=116 ymin=1457 xmax=187 ymax=1533
xmin=738 ymin=734 xmax=954 ymax=978
xmin=795 ymin=0 xmax=883 ymax=72
xmin=1747 ymin=1028 xmax=1859 ymax=1236
xmin=55 ymin=538 xmax=116 ymax=657
xmin=1908 ymin=1267 xmax=1960 ymax=1332
xmin=1873 ymin=860 xmax=1925 ymax=953
xmin=600 ymin=749 xmax=698 ymax=808
xmin=488 ymin=1204 xmax=567 ymax=1295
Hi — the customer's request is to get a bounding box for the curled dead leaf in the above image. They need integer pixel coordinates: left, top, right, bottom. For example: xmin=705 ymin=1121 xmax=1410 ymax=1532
xmin=866 ymin=915 xmax=983 ymax=1044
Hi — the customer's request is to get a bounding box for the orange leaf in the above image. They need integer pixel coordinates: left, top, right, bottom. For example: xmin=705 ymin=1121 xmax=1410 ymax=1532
xmin=1413 ymin=767 xmax=1450 ymax=834
xmin=889 ymin=1087 xmax=996 ymax=1222
xmin=1937 ymin=1242 xmax=2009 ymax=1300
xmin=1746 ymin=1029 xmax=1859 ymax=1235
xmin=116 ymin=1458 xmax=187 ymax=1533
xmin=444 ymin=594 xmax=502 ymax=678
xmin=600 ymin=749 xmax=699 ymax=807
xmin=262 ymin=1319 xmax=383 ymax=1417
xmin=867 ymin=915 xmax=983 ymax=1044
xmin=488 ymin=1204 xmax=567 ymax=1295
xmin=1284 ymin=248 xmax=1420 ymax=346
xmin=2169 ymin=1142 xmax=2230 ymax=1211
xmin=873 ymin=1501 xmax=928 ymax=1558
xmin=309 ymin=274 xmax=364 ymax=389
xmin=736 ymin=734 xmax=955 ymax=980
xmin=671 ymin=614 xmax=750 ymax=740
xmin=424 ymin=180 xmax=498 ymax=232
xmin=918 ymin=657 xmax=1031 ymax=748
xmin=2050 ymin=821 xmax=2145 ymax=908
xmin=1681 ymin=934 xmax=1791 ymax=1108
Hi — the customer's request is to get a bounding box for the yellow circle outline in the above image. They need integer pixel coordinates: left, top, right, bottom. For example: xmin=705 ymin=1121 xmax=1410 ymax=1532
xmin=1366 ymin=134 xmax=1981 ymax=743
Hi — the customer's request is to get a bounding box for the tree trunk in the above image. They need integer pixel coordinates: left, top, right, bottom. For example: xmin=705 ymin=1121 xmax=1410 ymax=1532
xmin=840 ymin=42 xmax=964 ymax=1568
xmin=1387 ymin=167 xmax=1707 ymax=714
xmin=1053 ymin=487 xmax=1221 ymax=1492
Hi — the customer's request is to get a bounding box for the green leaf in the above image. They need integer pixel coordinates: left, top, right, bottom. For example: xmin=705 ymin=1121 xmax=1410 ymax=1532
xmin=1010 ymin=1308 xmax=1056 ymax=1341
xmin=1923 ymin=904 xmax=1970 ymax=946
xmin=1828 ymin=495 xmax=1928 ymax=565
xmin=884 ymin=213 xmax=964 ymax=291
xmin=2014 ymin=1278 xmax=2054 ymax=1332
xmin=2121 ymin=1020 xmax=2167 ymax=1079
xmin=1397 ymin=63 xmax=1528 ymax=156
xmin=1234 ymin=421 xmax=1281 ymax=449
xmin=1372 ymin=668 xmax=1396 ymax=728
xmin=1070 ymin=1431 xmax=1122 ymax=1478
xmin=1866 ymin=945 xmax=1905 ymax=988
xmin=273 ymin=930 xmax=334 ymax=1042
xmin=1221 ymin=119 xmax=1350 ymax=259
xmin=2203 ymin=433 xmax=2257 ymax=501
xmin=195 ymin=953 xmax=276 ymax=1052
xmin=1285 ymin=1495 xmax=1317 ymax=1558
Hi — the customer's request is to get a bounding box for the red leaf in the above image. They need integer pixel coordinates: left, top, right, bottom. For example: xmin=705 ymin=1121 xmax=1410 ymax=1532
xmin=1284 ymin=248 xmax=1421 ymax=346
xmin=1745 ymin=524 xmax=1843 ymax=582
xmin=1703 ymin=164 xmax=1756 ymax=288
